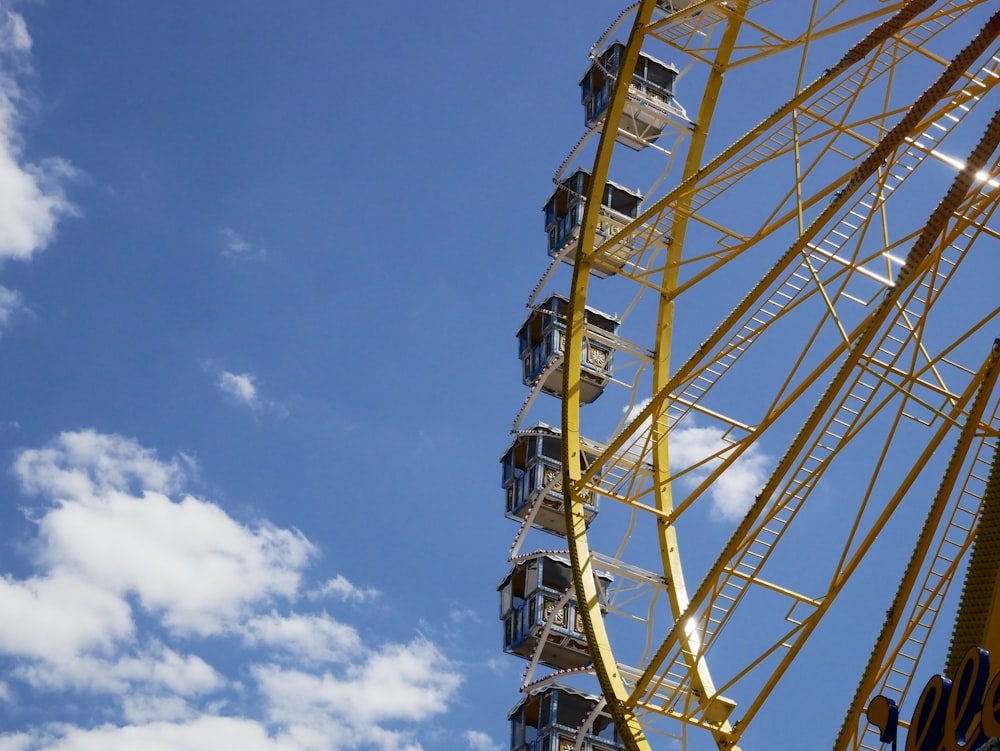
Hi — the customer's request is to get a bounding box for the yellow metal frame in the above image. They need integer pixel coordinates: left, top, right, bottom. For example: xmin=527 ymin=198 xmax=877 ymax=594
xmin=552 ymin=2 xmax=1000 ymax=750
xmin=563 ymin=7 xmax=661 ymax=748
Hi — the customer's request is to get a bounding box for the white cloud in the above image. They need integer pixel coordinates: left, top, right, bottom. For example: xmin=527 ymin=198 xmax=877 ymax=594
xmin=0 ymin=285 xmax=24 ymax=333
xmin=15 ymin=428 xmax=183 ymax=498
xmin=38 ymin=495 xmax=312 ymax=637
xmin=219 ymin=227 xmax=267 ymax=261
xmin=218 ymin=370 xmax=260 ymax=409
xmin=0 ymin=8 xmax=31 ymax=53
xmin=0 ymin=152 xmax=77 ymax=262
xmin=255 ymin=637 xmax=462 ymax=748
xmin=10 ymin=717 xmax=290 ymax=751
xmin=623 ymin=401 xmax=770 ymax=521
xmin=311 ymin=574 xmax=380 ymax=604
xmin=0 ymin=572 xmax=133 ymax=662
xmin=669 ymin=420 xmax=770 ymax=521
xmin=0 ymin=733 xmax=31 ymax=751
xmin=255 ymin=638 xmax=461 ymax=725
xmin=14 ymin=643 xmax=222 ymax=697
xmin=465 ymin=730 xmax=501 ymax=751
xmin=204 ymin=364 xmax=288 ymax=416
xmin=120 ymin=693 xmax=196 ymax=725
xmin=0 ymin=7 xmax=77 ymax=265
xmin=449 ymin=607 xmax=480 ymax=624
xmin=243 ymin=612 xmax=363 ymax=663
xmin=12 ymin=431 xmax=314 ymax=637
xmin=0 ymin=429 xmax=464 ymax=751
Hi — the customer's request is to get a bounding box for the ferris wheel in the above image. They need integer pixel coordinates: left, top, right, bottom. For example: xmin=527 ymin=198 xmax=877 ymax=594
xmin=500 ymin=2 xmax=1000 ymax=751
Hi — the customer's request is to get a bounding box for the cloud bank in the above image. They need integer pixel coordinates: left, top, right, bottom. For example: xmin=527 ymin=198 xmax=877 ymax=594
xmin=0 ymin=430 xmax=463 ymax=751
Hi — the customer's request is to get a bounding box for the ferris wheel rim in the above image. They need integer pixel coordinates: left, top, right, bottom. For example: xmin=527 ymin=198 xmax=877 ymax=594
xmin=561 ymin=1 xmax=742 ymax=749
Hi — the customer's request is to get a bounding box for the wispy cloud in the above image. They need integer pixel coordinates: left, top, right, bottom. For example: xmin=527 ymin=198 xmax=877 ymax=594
xmin=0 ymin=430 xmax=463 ymax=750
xmin=448 ymin=607 xmax=480 ymax=625
xmin=0 ymin=5 xmax=77 ymax=266
xmin=310 ymin=574 xmax=381 ymax=604
xmin=218 ymin=369 xmax=261 ymax=410
xmin=202 ymin=361 xmax=287 ymax=416
xmin=0 ymin=284 xmax=25 ymax=335
xmin=465 ymin=730 xmax=503 ymax=751
xmin=219 ymin=227 xmax=267 ymax=262
xmin=0 ymin=6 xmax=31 ymax=52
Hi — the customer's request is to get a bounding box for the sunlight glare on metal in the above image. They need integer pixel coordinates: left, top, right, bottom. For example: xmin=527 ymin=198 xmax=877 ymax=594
xmin=919 ymin=142 xmax=1000 ymax=188
xmin=684 ymin=617 xmax=702 ymax=655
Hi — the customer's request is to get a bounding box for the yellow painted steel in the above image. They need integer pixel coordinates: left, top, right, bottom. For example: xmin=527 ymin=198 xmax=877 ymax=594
xmin=949 ymin=438 xmax=1000 ymax=664
xmin=547 ymin=1 xmax=1000 ymax=750
xmin=562 ymin=4 xmax=660 ymax=750
xmin=647 ymin=4 xmax=747 ymax=749
xmin=834 ymin=341 xmax=1000 ymax=751
xmin=630 ymin=84 xmax=1000 ymax=732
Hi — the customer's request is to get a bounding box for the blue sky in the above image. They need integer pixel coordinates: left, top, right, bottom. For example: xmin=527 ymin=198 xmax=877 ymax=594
xmin=2 ymin=3 xmax=999 ymax=751
xmin=0 ymin=2 xmax=627 ymax=749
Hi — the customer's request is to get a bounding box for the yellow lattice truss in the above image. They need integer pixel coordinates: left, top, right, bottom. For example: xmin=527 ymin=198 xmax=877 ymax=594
xmin=552 ymin=2 xmax=1000 ymax=750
